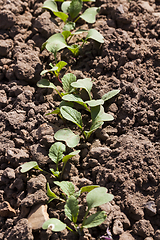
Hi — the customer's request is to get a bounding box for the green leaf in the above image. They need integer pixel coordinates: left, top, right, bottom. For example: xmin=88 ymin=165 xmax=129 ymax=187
xmin=42 ymin=218 xmax=66 ymax=232
xmin=60 ymin=106 xmax=83 ymax=129
xmin=67 ymin=44 xmax=80 ymax=56
xmin=71 ymin=78 xmax=93 ymax=100
xmin=85 ymin=99 xmax=104 ymax=107
xmin=102 ymin=89 xmax=120 ymax=102
xmin=50 ymin=169 xmax=61 ymax=178
xmin=43 ymin=0 xmax=58 ymax=12
xmin=62 ymin=150 xmax=80 ymax=164
xmin=62 ymin=73 xmax=76 ymax=93
xmin=80 ymin=185 xmax=99 ymax=193
xmin=45 ymin=33 xmax=67 ymax=54
xmin=54 ymin=61 xmax=67 ymax=77
xmin=37 ymin=79 xmax=57 ymax=90
xmin=80 ymin=7 xmax=100 ymax=24
xmin=68 ymin=0 xmax=83 ymax=19
xmin=43 ymin=0 xmax=68 ymax=22
xmin=86 ymin=187 xmax=114 ymax=211
xmin=54 ymin=12 xmax=68 ymax=22
xmin=73 ymin=29 xmax=88 ymax=35
xmin=54 ymin=181 xmax=75 ymax=197
xmin=62 ymin=94 xmax=89 ymax=111
xmin=61 ymin=1 xmax=71 ymax=13
xmin=65 ymin=195 xmax=79 ymax=223
xmin=20 ymin=161 xmax=42 ymax=173
xmin=47 ymin=182 xmax=60 ymax=201
xmin=82 ymin=0 xmax=95 ymax=1
xmin=49 ymin=142 xmax=66 ymax=164
xmin=83 ymin=211 xmax=106 ymax=228
xmin=54 ymin=128 xmax=80 ymax=148
xmin=84 ymin=105 xmax=114 ymax=138
xmin=62 ymin=31 xmax=72 ymax=41
xmin=46 ymin=108 xmax=60 ymax=115
xmin=40 ymin=66 xmax=58 ymax=76
xmin=63 ymin=22 xmax=75 ymax=31
xmin=86 ymin=29 xmax=104 ymax=44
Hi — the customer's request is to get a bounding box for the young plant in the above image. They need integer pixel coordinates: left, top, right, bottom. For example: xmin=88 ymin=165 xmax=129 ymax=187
xmin=20 ymin=143 xmax=80 ymax=179
xmin=42 ymin=181 xmax=114 ymax=236
xmin=41 ymin=0 xmax=104 ymax=58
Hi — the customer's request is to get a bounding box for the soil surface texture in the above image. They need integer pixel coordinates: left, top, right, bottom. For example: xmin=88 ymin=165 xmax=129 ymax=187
xmin=0 ymin=0 xmax=160 ymax=239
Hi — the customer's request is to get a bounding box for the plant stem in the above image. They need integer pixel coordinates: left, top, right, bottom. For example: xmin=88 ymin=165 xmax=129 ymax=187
xmin=57 ymin=76 xmax=62 ymax=84
xmin=81 ymin=208 xmax=89 ymax=228
xmin=54 ymin=52 xmax=57 ymax=64
xmin=66 ymin=225 xmax=75 ymax=232
xmin=74 ymin=16 xmax=80 ymax=23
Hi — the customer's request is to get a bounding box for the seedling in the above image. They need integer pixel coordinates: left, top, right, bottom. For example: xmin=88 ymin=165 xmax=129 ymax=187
xmin=20 ymin=143 xmax=80 ymax=180
xmin=41 ymin=0 xmax=104 ymax=59
xmin=43 ymin=181 xmax=114 ymax=235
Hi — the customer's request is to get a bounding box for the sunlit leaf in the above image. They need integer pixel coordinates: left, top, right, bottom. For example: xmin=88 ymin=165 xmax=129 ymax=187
xmin=68 ymin=0 xmax=83 ymax=19
xmin=85 ymin=99 xmax=104 ymax=107
xmin=62 ymin=94 xmax=89 ymax=110
xmin=37 ymin=79 xmax=57 ymax=90
xmin=49 ymin=142 xmax=66 ymax=164
xmin=86 ymin=187 xmax=114 ymax=211
xmin=42 ymin=218 xmax=66 ymax=231
xmin=62 ymin=31 xmax=72 ymax=40
xmin=67 ymin=44 xmax=80 ymax=56
xmin=65 ymin=196 xmax=79 ymax=223
xmin=80 ymin=185 xmax=99 ymax=193
xmin=102 ymin=89 xmax=120 ymax=102
xmin=40 ymin=66 xmax=58 ymax=75
xmin=80 ymin=7 xmax=100 ymax=24
xmin=47 ymin=182 xmax=60 ymax=201
xmin=60 ymin=106 xmax=83 ymax=129
xmin=62 ymin=73 xmax=76 ymax=93
xmin=54 ymin=128 xmax=80 ymax=148
xmin=50 ymin=169 xmax=61 ymax=178
xmin=54 ymin=61 xmax=67 ymax=77
xmin=86 ymin=29 xmax=104 ymax=43
xmin=63 ymin=22 xmax=75 ymax=31
xmin=61 ymin=1 xmax=71 ymax=13
xmin=43 ymin=0 xmax=68 ymax=22
xmin=54 ymin=181 xmax=75 ymax=197
xmin=71 ymin=78 xmax=93 ymax=100
xmin=83 ymin=211 xmax=106 ymax=228
xmin=72 ymin=29 xmax=88 ymax=35
xmin=44 ymin=33 xmax=67 ymax=53
xmin=62 ymin=150 xmax=80 ymax=164
xmin=20 ymin=161 xmax=42 ymax=173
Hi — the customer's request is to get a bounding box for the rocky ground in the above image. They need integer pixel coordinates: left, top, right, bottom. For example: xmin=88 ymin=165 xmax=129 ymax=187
xmin=0 ymin=0 xmax=160 ymax=239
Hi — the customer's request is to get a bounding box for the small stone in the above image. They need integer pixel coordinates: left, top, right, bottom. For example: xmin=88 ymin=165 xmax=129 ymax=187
xmin=119 ymin=232 xmax=135 ymax=240
xmin=3 ymin=167 xmax=15 ymax=179
xmin=28 ymin=204 xmax=49 ymax=230
xmin=132 ymin=220 xmax=154 ymax=238
xmin=138 ymin=1 xmax=154 ymax=12
xmin=0 ymin=90 xmax=8 ymax=107
xmin=155 ymin=230 xmax=160 ymax=240
xmin=0 ymin=201 xmax=16 ymax=217
xmin=144 ymin=237 xmax=154 ymax=240
xmin=144 ymin=201 xmax=157 ymax=217
xmin=113 ymin=219 xmax=124 ymax=235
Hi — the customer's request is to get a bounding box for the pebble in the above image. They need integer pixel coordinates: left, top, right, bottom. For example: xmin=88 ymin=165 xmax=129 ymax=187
xmin=113 ymin=219 xmax=124 ymax=235
xmin=155 ymin=230 xmax=160 ymax=240
xmin=27 ymin=204 xmax=49 ymax=230
xmin=144 ymin=201 xmax=157 ymax=217
xmin=0 ymin=201 xmax=16 ymax=217
xmin=119 ymin=232 xmax=135 ymax=240
xmin=132 ymin=219 xmax=154 ymax=238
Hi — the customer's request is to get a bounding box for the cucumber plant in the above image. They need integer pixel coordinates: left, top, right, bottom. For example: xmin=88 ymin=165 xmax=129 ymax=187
xmin=37 ymin=74 xmax=120 ymax=147
xmin=42 ymin=181 xmax=114 ymax=235
xmin=42 ymin=0 xmax=104 ymax=59
xmin=20 ymin=143 xmax=80 ymax=179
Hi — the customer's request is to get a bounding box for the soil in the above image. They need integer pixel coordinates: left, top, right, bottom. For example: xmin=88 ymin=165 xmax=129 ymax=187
xmin=0 ymin=0 xmax=160 ymax=239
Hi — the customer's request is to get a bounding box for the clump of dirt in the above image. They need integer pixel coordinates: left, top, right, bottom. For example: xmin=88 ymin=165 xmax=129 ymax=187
xmin=0 ymin=0 xmax=160 ymax=239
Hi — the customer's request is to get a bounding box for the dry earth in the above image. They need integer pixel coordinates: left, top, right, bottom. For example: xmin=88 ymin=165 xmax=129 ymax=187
xmin=0 ymin=0 xmax=160 ymax=239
